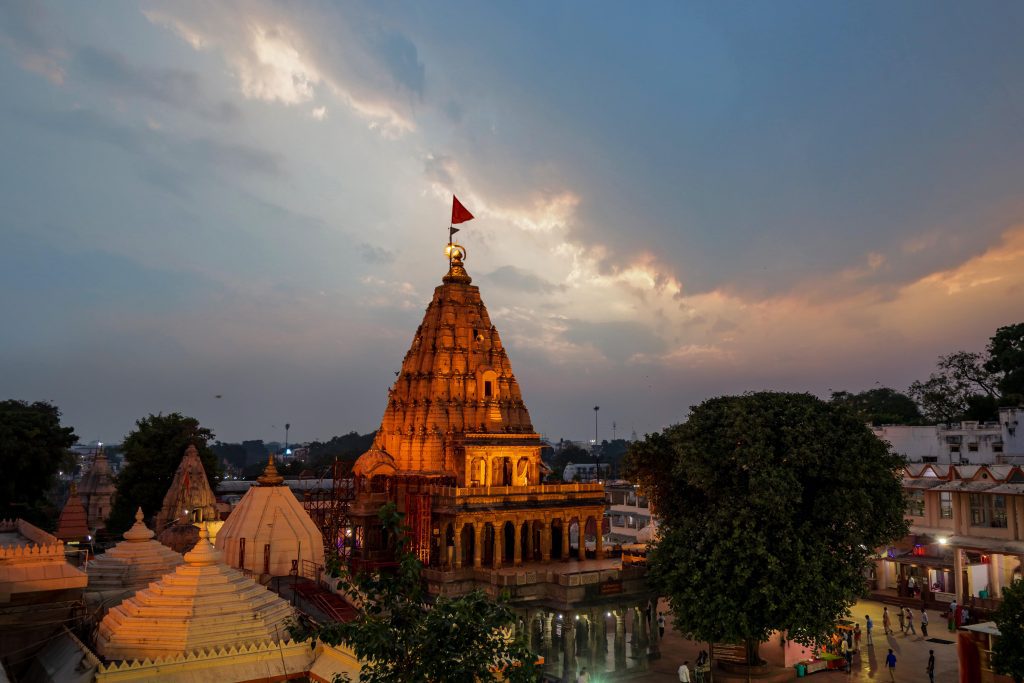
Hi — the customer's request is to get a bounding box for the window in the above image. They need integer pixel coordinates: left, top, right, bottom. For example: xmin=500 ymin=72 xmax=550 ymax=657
xmin=993 ymin=495 xmax=1008 ymax=528
xmin=484 ymin=381 xmax=493 ymax=398
xmin=906 ymin=490 xmax=925 ymax=517
xmin=950 ymin=445 xmax=961 ymax=454
xmin=995 ymin=442 xmax=1005 ymax=453
xmin=970 ymin=494 xmax=1008 ymax=528
xmin=940 ymin=491 xmax=953 ymax=519
xmin=968 ymin=442 xmax=979 ymax=452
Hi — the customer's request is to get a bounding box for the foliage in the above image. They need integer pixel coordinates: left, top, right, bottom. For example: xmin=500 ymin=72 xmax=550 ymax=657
xmin=0 ymin=400 xmax=78 ymax=526
xmin=829 ymin=388 xmax=924 ymax=426
xmin=992 ymin=578 xmax=1024 ymax=683
xmin=306 ymin=432 xmax=376 ymax=470
xmin=544 ymin=442 xmax=589 ymax=479
xmin=625 ymin=392 xmax=907 ymax=661
xmin=108 ymin=413 xmax=220 ymax=533
xmin=987 ymin=323 xmax=1024 ymax=398
xmin=302 ymin=503 xmax=537 ymax=683
xmin=909 ymin=351 xmax=1000 ymax=423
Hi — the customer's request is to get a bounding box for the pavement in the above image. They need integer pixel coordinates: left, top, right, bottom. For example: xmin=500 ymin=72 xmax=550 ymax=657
xmin=630 ymin=599 xmax=958 ymax=682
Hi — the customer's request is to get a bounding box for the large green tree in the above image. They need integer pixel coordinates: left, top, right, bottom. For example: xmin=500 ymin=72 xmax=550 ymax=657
xmin=625 ymin=392 xmax=907 ymax=664
xmin=993 ymin=578 xmax=1024 ymax=683
xmin=301 ymin=504 xmax=537 ymax=683
xmin=909 ymin=351 xmax=1001 ymax=423
xmin=0 ymin=400 xmax=78 ymax=526
xmin=987 ymin=323 xmax=1024 ymax=399
xmin=108 ymin=413 xmax=220 ymax=533
xmin=829 ymin=387 xmax=924 ymax=425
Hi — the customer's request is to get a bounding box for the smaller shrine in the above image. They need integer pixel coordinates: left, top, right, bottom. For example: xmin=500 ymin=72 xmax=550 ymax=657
xmin=86 ymin=507 xmax=182 ymax=598
xmin=154 ymin=444 xmax=219 ymax=552
xmin=215 ymin=454 xmax=325 ymax=577
xmin=79 ymin=449 xmax=115 ymax=532
xmin=95 ymin=527 xmax=294 ymax=661
xmin=55 ymin=483 xmax=91 ymax=544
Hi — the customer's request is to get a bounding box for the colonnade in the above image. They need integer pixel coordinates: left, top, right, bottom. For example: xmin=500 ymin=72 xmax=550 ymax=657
xmin=516 ymin=600 xmax=659 ymax=680
xmin=443 ymin=510 xmax=605 ymax=569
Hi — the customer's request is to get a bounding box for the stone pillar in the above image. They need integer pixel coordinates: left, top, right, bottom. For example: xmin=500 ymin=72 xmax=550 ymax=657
xmin=561 ymin=520 xmax=570 ymax=561
xmin=514 ymin=521 xmax=523 ymax=566
xmin=473 ymin=525 xmax=483 ymax=569
xmin=577 ymin=525 xmax=586 ymax=561
xmin=596 ymin=521 xmax=604 ymax=560
xmin=637 ymin=604 xmax=650 ymax=651
xmin=991 ymin=554 xmax=1003 ymax=598
xmin=954 ymin=546 xmax=965 ymax=601
xmin=524 ymin=522 xmax=534 ymax=561
xmin=587 ymin=611 xmax=599 ymax=670
xmin=524 ymin=609 xmax=535 ymax=652
xmin=494 ymin=521 xmax=503 ymax=569
xmin=453 ymin=527 xmax=463 ymax=569
xmin=562 ymin=616 xmax=577 ymax=682
xmin=543 ymin=612 xmax=554 ymax=655
xmin=541 ymin=523 xmax=552 ymax=562
xmin=614 ymin=609 xmax=627 ymax=670
xmin=647 ymin=601 xmax=660 ymax=659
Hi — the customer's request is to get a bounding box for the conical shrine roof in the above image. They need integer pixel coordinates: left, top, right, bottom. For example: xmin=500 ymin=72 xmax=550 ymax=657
xmin=95 ymin=527 xmax=295 ymax=661
xmin=87 ymin=507 xmax=183 ymax=592
xmin=215 ymin=455 xmax=325 ymax=577
xmin=56 ymin=484 xmax=90 ymax=542
xmin=154 ymin=444 xmax=219 ymax=536
xmin=360 ymin=247 xmax=536 ymax=476
xmin=79 ymin=450 xmax=115 ymax=497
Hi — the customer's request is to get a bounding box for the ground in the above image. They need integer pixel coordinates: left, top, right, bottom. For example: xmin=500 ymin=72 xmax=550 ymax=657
xmin=631 ymin=598 xmax=958 ymax=682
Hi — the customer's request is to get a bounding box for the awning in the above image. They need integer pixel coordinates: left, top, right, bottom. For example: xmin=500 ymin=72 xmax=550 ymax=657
xmin=945 ymin=535 xmax=1024 ymax=555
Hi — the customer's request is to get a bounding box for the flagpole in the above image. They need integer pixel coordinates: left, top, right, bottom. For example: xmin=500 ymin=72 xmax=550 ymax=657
xmin=448 ymin=222 xmax=454 ymax=267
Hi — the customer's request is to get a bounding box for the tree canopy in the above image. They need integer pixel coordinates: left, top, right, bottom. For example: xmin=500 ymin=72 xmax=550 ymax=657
xmin=300 ymin=503 xmax=537 ymax=683
xmin=108 ymin=413 xmax=220 ymax=533
xmin=0 ymin=400 xmax=78 ymax=526
xmin=624 ymin=392 xmax=907 ymax=661
xmin=829 ymin=387 xmax=924 ymax=425
xmin=993 ymin=578 xmax=1024 ymax=683
xmin=987 ymin=323 xmax=1024 ymax=399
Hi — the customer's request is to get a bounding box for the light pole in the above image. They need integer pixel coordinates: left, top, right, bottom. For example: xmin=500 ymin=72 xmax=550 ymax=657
xmin=285 ymin=423 xmax=290 ymax=454
xmin=593 ymin=406 xmax=600 ymax=482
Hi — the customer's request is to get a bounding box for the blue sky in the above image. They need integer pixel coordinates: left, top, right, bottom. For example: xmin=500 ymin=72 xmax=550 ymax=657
xmin=2 ymin=1 xmax=1023 ymax=444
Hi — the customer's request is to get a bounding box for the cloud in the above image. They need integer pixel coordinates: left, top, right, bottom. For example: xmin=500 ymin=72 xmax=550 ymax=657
xmin=143 ymin=3 xmax=421 ymax=135
xmin=484 ymin=265 xmax=560 ymax=294
xmin=562 ymin=318 xmax=665 ymax=364
xmin=72 ymin=45 xmax=240 ymax=122
xmin=0 ymin=1 xmax=66 ymax=84
xmin=358 ymin=243 xmax=395 ymax=265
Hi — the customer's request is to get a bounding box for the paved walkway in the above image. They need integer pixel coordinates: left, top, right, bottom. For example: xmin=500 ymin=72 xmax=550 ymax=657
xmin=630 ymin=599 xmax=958 ymax=682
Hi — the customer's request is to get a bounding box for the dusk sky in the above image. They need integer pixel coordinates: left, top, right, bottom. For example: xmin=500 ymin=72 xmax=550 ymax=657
xmin=3 ymin=2 xmax=1024 ymax=446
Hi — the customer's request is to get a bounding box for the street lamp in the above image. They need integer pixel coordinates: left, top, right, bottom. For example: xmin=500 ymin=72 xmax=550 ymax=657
xmin=593 ymin=406 xmax=600 ymax=482
xmin=285 ymin=423 xmax=291 ymax=453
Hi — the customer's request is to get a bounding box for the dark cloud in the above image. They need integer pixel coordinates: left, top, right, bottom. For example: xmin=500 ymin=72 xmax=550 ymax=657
xmin=73 ymin=45 xmax=240 ymax=123
xmin=562 ymin=319 xmax=665 ymax=364
xmin=0 ymin=1 xmax=65 ymax=81
xmin=484 ymin=265 xmax=559 ymax=294
xmin=359 ymin=243 xmax=396 ymax=264
xmin=370 ymin=28 xmax=425 ymax=96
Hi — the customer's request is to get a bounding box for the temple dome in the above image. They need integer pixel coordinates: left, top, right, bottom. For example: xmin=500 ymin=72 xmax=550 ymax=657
xmin=352 ymin=447 xmax=398 ymax=478
xmin=155 ymin=444 xmax=219 ymax=552
xmin=95 ymin=527 xmax=295 ymax=661
xmin=87 ymin=507 xmax=183 ymax=593
xmin=215 ymin=455 xmax=325 ymax=577
xmin=56 ymin=483 xmax=91 ymax=543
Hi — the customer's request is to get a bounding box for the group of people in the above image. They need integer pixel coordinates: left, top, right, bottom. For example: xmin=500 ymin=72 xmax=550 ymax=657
xmin=879 ymin=605 xmax=930 ymax=638
xmin=676 ymin=650 xmax=711 ymax=682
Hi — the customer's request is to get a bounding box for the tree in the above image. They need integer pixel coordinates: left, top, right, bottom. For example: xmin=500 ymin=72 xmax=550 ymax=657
xmin=0 ymin=400 xmax=78 ymax=526
xmin=299 ymin=503 xmax=537 ymax=683
xmin=829 ymin=388 xmax=924 ymax=425
xmin=625 ymin=392 xmax=907 ymax=666
xmin=987 ymin=323 xmax=1024 ymax=398
xmin=108 ymin=413 xmax=220 ymax=533
xmin=993 ymin=578 xmax=1024 ymax=683
xmin=909 ymin=351 xmax=1001 ymax=423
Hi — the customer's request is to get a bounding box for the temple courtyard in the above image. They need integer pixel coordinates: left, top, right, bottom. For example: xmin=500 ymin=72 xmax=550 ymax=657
xmin=632 ymin=599 xmax=959 ymax=682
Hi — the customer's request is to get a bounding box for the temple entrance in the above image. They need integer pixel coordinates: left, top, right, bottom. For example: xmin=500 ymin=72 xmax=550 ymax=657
xmin=551 ymin=520 xmax=563 ymax=560
xmin=461 ymin=524 xmax=474 ymax=567
xmin=483 ymin=523 xmax=495 ymax=567
xmin=503 ymin=521 xmax=516 ymax=564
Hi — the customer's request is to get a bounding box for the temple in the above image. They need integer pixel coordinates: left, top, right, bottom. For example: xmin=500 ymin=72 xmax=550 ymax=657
xmin=348 ymin=243 xmax=656 ymax=679
xmin=155 ymin=444 xmax=219 ymax=552
xmin=78 ymin=448 xmax=116 ymax=533
xmin=85 ymin=507 xmax=183 ymax=602
xmin=56 ymin=483 xmax=91 ymax=545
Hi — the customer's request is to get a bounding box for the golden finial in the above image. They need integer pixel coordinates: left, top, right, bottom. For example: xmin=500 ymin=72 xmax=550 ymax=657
xmin=443 ymin=243 xmax=472 ymax=284
xmin=257 ymin=453 xmax=284 ymax=486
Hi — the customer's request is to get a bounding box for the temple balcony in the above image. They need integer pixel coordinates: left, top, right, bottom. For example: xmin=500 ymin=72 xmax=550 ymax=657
xmin=429 ymin=482 xmax=605 ymax=511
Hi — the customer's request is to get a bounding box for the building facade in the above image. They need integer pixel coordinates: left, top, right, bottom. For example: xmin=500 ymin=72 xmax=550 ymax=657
xmin=873 ymin=407 xmax=1024 ymax=465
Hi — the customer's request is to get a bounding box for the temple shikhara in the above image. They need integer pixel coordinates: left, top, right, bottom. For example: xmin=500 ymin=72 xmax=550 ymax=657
xmin=347 ymin=242 xmax=656 ymax=679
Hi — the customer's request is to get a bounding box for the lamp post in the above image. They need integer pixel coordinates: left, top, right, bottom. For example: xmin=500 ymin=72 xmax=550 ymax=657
xmin=593 ymin=406 xmax=600 ymax=482
xmin=285 ymin=423 xmax=290 ymax=453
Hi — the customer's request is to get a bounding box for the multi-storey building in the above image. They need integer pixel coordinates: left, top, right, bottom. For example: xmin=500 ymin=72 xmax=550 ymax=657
xmin=877 ymin=463 xmax=1024 ymax=612
xmin=604 ymin=482 xmax=653 ymax=545
xmin=873 ymin=407 xmax=1024 ymax=465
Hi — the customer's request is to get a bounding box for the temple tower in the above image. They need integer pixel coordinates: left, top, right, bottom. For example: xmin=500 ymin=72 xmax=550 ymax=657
xmin=78 ymin=448 xmax=115 ymax=531
xmin=155 ymin=444 xmax=219 ymax=552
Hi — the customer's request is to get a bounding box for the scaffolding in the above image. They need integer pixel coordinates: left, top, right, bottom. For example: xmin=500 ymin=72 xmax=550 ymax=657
xmin=302 ymin=459 xmax=355 ymax=562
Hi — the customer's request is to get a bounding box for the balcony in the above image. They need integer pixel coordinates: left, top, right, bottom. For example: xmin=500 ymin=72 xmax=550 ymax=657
xmin=429 ymin=482 xmax=605 ymax=510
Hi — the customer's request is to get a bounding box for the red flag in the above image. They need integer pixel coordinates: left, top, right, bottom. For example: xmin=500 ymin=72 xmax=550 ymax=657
xmin=451 ymin=195 xmax=474 ymax=225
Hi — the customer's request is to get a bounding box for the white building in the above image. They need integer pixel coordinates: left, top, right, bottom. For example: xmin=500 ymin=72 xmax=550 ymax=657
xmin=873 ymin=406 xmax=1024 ymax=465
xmin=562 ymin=462 xmax=611 ymax=482
xmin=604 ymin=482 xmax=653 ymax=545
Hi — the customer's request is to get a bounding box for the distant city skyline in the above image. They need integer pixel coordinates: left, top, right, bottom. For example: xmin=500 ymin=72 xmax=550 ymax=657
xmin=2 ymin=2 xmax=1023 ymax=444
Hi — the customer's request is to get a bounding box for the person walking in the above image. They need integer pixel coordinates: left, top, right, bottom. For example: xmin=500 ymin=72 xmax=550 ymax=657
xmin=926 ymin=649 xmax=935 ymax=683
xmin=897 ymin=606 xmax=905 ymax=633
xmin=854 ymin=623 xmax=862 ymax=651
xmin=885 ymin=649 xmax=897 ymax=681
xmin=658 ymin=612 xmax=666 ymax=639
xmin=883 ymin=606 xmax=893 ymax=635
xmin=948 ymin=599 xmax=957 ymax=632
xmin=678 ymin=660 xmax=691 ymax=683
xmin=921 ymin=608 xmax=929 ymax=638
xmin=865 ymin=615 xmax=874 ymax=647
xmin=905 ymin=608 xmax=916 ymax=636
xmin=841 ymin=637 xmax=852 ymax=673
